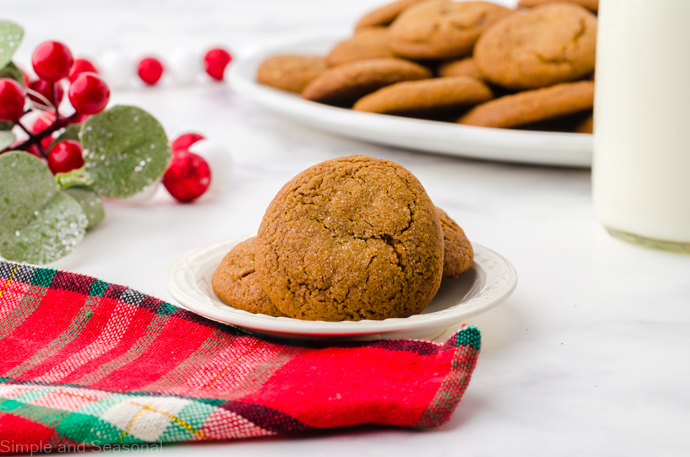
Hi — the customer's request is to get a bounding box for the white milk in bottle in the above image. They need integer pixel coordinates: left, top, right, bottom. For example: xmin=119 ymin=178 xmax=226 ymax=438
xmin=593 ymin=0 xmax=690 ymax=252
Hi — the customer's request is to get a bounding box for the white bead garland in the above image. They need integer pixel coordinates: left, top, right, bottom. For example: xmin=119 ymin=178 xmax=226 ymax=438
xmin=188 ymin=139 xmax=234 ymax=193
xmin=86 ymin=47 xmax=230 ymax=88
xmin=168 ymin=48 xmax=202 ymax=85
xmin=98 ymin=50 xmax=134 ymax=90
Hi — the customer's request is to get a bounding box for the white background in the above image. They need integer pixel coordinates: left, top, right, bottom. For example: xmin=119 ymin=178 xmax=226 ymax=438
xmin=3 ymin=1 xmax=690 ymax=455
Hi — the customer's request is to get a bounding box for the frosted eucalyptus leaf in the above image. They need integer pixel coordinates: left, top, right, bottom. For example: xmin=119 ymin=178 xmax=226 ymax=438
xmin=48 ymin=123 xmax=81 ymax=150
xmin=63 ymin=186 xmax=104 ymax=230
xmin=81 ymin=105 xmax=170 ymax=198
xmin=0 ymin=152 xmax=88 ymax=264
xmin=0 ymin=192 xmax=87 ymax=264
xmin=0 ymin=131 xmax=14 ymax=150
xmin=0 ymin=61 xmax=24 ymax=85
xmin=0 ymin=151 xmax=59 ymax=238
xmin=0 ymin=21 xmax=23 ymax=68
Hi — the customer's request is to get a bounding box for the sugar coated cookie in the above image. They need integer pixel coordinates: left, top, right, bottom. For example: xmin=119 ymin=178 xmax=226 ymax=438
xmin=301 ymin=58 xmax=432 ymax=106
xmin=436 ymin=207 xmax=473 ymax=278
xmin=327 ymin=27 xmax=395 ymax=66
xmin=353 ymin=76 xmax=493 ymax=115
xmin=458 ymin=81 xmax=595 ymax=128
xmin=355 ymin=0 xmax=427 ymax=31
xmin=475 ymin=3 xmax=597 ymax=90
xmin=212 ymin=237 xmax=286 ymax=317
xmin=256 ymin=155 xmax=444 ymax=321
xmin=257 ymin=55 xmax=329 ymax=94
xmin=389 ymin=0 xmax=513 ymax=60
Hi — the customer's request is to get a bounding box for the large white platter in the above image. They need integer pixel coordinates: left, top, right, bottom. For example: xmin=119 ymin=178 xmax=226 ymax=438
xmin=228 ymin=35 xmax=593 ymax=168
xmin=165 ymin=235 xmax=517 ymax=342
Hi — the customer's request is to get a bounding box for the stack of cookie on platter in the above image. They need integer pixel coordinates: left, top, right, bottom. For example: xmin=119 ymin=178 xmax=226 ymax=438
xmin=212 ymin=155 xmax=473 ymax=322
xmin=257 ymin=0 xmax=597 ymax=133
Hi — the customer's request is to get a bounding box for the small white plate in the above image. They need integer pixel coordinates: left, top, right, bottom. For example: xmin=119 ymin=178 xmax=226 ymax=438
xmin=165 ymin=235 xmax=517 ymax=342
xmin=229 ymin=35 xmax=593 ymax=168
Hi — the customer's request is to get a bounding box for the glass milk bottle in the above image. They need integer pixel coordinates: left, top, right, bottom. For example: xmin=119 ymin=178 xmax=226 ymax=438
xmin=593 ymin=0 xmax=690 ymax=253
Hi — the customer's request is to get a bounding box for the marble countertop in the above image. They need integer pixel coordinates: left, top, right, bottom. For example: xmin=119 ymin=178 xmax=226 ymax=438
xmin=4 ymin=1 xmax=690 ymax=455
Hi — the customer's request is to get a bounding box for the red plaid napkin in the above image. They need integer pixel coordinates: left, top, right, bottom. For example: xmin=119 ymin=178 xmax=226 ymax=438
xmin=0 ymin=260 xmax=480 ymax=452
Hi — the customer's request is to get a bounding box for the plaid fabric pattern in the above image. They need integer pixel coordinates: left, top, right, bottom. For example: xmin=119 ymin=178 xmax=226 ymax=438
xmin=0 ymin=260 xmax=480 ymax=451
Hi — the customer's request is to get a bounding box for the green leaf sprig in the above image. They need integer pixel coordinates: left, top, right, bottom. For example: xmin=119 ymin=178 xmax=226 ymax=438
xmin=0 ymin=106 xmax=171 ymax=264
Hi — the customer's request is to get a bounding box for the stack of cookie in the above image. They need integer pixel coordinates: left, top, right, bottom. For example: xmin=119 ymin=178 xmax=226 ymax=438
xmin=212 ymin=155 xmax=473 ymax=321
xmin=256 ymin=0 xmax=597 ymax=133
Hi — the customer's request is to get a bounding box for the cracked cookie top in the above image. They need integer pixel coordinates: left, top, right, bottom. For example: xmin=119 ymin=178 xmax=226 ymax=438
xmin=255 ymin=155 xmax=444 ymax=322
xmin=388 ymin=0 xmax=513 ymax=60
xmin=474 ymin=3 xmax=597 ymax=90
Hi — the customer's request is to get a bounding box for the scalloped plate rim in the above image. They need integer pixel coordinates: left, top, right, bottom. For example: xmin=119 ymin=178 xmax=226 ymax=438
xmin=165 ymin=235 xmax=517 ymax=340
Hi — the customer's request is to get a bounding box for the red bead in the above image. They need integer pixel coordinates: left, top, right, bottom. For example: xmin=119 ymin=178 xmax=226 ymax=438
xmin=32 ymin=41 xmax=74 ymax=82
xmin=203 ymin=48 xmax=232 ymax=81
xmin=28 ymin=79 xmax=64 ymax=108
xmin=162 ymin=151 xmax=211 ymax=202
xmin=32 ymin=114 xmax=57 ymax=150
xmin=0 ymin=78 xmax=25 ymax=121
xmin=69 ymin=58 xmax=98 ymax=83
xmin=47 ymin=140 xmax=84 ymax=174
xmin=171 ymin=133 xmax=205 ymax=152
xmin=69 ymin=72 xmax=110 ymax=115
xmin=137 ymin=57 xmax=164 ymax=85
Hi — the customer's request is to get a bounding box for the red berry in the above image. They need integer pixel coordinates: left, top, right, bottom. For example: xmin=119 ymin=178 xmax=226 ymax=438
xmin=19 ymin=68 xmax=30 ymax=86
xmin=32 ymin=114 xmax=57 ymax=150
xmin=27 ymin=145 xmax=44 ymax=158
xmin=137 ymin=57 xmax=164 ymax=85
xmin=32 ymin=41 xmax=74 ymax=82
xmin=47 ymin=140 xmax=84 ymax=174
xmin=28 ymin=79 xmax=64 ymax=108
xmin=69 ymin=58 xmax=98 ymax=83
xmin=0 ymin=78 xmax=25 ymax=121
xmin=72 ymin=113 xmax=90 ymax=124
xmin=162 ymin=151 xmax=211 ymax=202
xmin=69 ymin=72 xmax=110 ymax=115
xmin=9 ymin=140 xmax=43 ymax=159
xmin=203 ymin=48 xmax=232 ymax=81
xmin=171 ymin=133 xmax=205 ymax=152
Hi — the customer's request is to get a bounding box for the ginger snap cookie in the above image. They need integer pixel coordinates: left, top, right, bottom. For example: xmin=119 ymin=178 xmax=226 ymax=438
xmin=438 ymin=58 xmax=484 ymax=80
xmin=257 ymin=55 xmax=329 ymax=94
xmin=301 ymin=58 xmax=432 ymax=106
xmin=355 ymin=0 xmax=427 ymax=31
xmin=458 ymin=81 xmax=595 ymax=128
xmin=436 ymin=207 xmax=473 ymax=279
xmin=327 ymin=27 xmax=395 ymax=67
xmin=518 ymin=0 xmax=598 ymax=13
xmin=353 ymin=76 xmax=493 ymax=116
xmin=255 ymin=155 xmax=444 ymax=322
xmin=212 ymin=237 xmax=286 ymax=317
xmin=388 ymin=0 xmax=513 ymax=60
xmin=474 ymin=3 xmax=597 ymax=90
xmin=576 ymin=113 xmax=594 ymax=133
